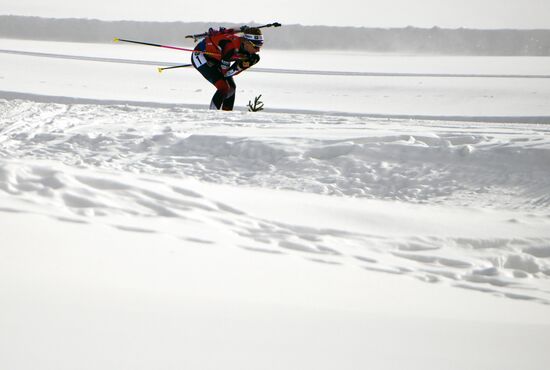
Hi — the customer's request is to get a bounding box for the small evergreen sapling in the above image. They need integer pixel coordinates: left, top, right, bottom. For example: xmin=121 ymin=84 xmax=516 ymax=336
xmin=247 ymin=95 xmax=264 ymax=112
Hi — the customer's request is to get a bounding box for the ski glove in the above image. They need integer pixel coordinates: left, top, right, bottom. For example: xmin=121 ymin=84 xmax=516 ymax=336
xmin=225 ymin=54 xmax=260 ymax=77
xmin=239 ymin=54 xmax=260 ymax=69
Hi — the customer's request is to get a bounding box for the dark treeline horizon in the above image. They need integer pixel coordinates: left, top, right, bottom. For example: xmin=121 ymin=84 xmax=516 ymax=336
xmin=1 ymin=15 xmax=550 ymax=55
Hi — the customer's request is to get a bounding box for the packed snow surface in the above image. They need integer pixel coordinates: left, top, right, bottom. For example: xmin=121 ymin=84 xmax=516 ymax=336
xmin=1 ymin=39 xmax=550 ymax=370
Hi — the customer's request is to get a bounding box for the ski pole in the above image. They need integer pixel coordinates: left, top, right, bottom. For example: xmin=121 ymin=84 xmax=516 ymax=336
xmin=156 ymin=53 xmax=255 ymax=73
xmin=113 ymin=38 xmax=219 ymax=56
xmin=157 ymin=64 xmax=192 ymax=73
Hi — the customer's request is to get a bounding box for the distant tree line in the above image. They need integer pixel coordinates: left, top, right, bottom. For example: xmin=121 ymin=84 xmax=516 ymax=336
xmin=1 ymin=15 xmax=549 ymax=55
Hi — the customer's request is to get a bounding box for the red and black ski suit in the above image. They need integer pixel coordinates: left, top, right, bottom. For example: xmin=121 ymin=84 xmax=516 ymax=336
xmin=191 ymin=33 xmax=259 ymax=111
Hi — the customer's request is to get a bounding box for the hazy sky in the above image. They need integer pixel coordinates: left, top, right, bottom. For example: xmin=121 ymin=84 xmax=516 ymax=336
xmin=1 ymin=0 xmax=549 ymax=29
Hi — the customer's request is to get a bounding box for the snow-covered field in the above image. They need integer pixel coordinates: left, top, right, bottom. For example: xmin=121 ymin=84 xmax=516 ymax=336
xmin=1 ymin=39 xmax=550 ymax=370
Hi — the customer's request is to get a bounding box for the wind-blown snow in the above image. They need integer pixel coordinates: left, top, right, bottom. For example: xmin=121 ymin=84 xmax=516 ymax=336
xmin=1 ymin=39 xmax=550 ymax=370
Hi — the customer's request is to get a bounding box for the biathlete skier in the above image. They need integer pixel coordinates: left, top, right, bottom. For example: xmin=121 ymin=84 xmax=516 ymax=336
xmin=191 ymin=27 xmax=263 ymax=111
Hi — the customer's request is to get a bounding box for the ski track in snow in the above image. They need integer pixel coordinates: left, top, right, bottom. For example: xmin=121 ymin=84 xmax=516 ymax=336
xmin=2 ymin=99 xmax=550 ymax=209
xmin=1 ymin=98 xmax=550 ymax=304
xmin=3 ymin=48 xmax=550 ymax=79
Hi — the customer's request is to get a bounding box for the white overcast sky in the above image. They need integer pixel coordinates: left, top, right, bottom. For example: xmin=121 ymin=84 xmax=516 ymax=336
xmin=1 ymin=0 xmax=549 ymax=29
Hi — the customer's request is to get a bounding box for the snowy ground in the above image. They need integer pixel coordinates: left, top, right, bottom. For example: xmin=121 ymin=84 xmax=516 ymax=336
xmin=1 ymin=39 xmax=550 ymax=370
